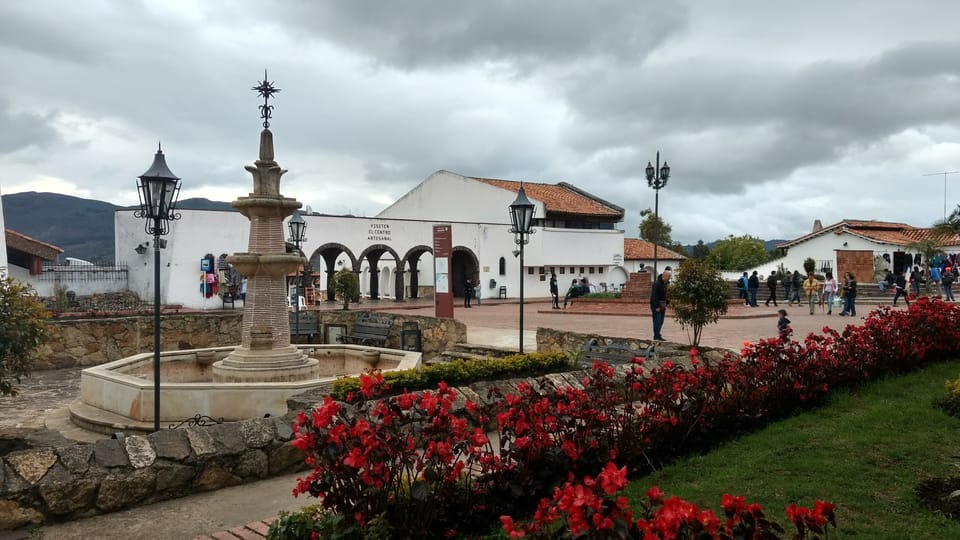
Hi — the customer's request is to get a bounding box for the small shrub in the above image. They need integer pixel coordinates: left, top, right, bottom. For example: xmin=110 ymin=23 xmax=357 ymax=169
xmin=330 ymin=351 xmax=574 ymax=400
xmin=0 ymin=277 xmax=50 ymax=396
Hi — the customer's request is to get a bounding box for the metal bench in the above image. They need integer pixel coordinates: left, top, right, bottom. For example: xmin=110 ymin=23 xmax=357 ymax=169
xmin=343 ymin=313 xmax=394 ymax=347
xmin=289 ymin=311 xmax=319 ymax=342
xmin=576 ymin=338 xmax=655 ymax=368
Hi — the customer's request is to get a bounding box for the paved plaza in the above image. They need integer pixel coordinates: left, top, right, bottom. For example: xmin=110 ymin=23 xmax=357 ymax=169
xmin=0 ymin=297 xmax=898 ymax=539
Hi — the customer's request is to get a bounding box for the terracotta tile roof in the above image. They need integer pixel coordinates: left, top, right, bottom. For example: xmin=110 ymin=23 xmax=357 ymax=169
xmin=777 ymin=219 xmax=960 ymax=249
xmin=469 ymin=177 xmax=623 ymax=218
xmin=623 ymin=238 xmax=686 ymax=260
xmin=5 ymin=229 xmax=63 ymax=260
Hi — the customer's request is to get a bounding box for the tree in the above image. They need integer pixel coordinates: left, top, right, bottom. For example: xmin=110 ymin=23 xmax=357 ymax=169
xmin=705 ymin=235 xmax=768 ymax=271
xmin=638 ymin=208 xmax=673 ymax=247
xmin=669 ymin=259 xmax=729 ymax=348
xmin=803 ymin=258 xmax=816 ymax=274
xmin=333 ymin=268 xmax=360 ymax=310
xmin=691 ymin=240 xmax=710 ymax=260
xmin=0 ymin=277 xmax=50 ymax=396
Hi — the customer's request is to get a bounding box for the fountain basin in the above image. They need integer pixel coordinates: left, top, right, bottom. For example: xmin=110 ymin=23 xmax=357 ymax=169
xmin=71 ymin=344 xmax=421 ymax=434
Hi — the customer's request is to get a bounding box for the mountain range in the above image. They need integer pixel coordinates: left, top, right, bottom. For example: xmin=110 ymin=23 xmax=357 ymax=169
xmin=1 ymin=192 xmax=234 ymax=264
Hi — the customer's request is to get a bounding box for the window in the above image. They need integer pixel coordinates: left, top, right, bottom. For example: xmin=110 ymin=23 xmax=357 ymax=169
xmin=569 ymin=267 xmax=575 ymax=274
xmin=589 ymin=267 xmax=595 ymax=274
xmin=528 ymin=267 xmax=535 ymax=275
xmin=499 ymin=257 xmax=506 ymax=276
xmin=538 ymin=267 xmax=545 ymax=274
xmin=559 ymin=267 xmax=565 ymax=274
xmin=598 ymin=267 xmax=604 ymax=274
xmin=579 ymin=267 xmax=585 ymax=274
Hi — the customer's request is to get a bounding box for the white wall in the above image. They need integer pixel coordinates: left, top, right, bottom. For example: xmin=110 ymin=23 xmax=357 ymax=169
xmin=115 ymin=207 xmax=629 ymax=309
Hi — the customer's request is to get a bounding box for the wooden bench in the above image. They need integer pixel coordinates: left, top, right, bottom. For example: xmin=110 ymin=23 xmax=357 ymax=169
xmin=343 ymin=313 xmax=394 ymax=347
xmin=289 ymin=311 xmax=319 ymax=342
xmin=576 ymin=338 xmax=655 ymax=368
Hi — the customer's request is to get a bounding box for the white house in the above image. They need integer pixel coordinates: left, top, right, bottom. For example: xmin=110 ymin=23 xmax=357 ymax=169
xmin=115 ymin=170 xmax=634 ymax=310
xmin=774 ymin=219 xmax=960 ymax=283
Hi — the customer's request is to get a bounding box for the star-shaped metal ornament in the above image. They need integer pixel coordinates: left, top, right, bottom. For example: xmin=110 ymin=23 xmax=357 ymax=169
xmin=252 ymin=69 xmax=281 ymax=128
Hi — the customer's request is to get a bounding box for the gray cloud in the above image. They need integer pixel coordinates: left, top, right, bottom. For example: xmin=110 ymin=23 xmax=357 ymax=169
xmin=264 ymin=0 xmax=687 ymax=74
xmin=0 ymin=99 xmax=59 ymax=154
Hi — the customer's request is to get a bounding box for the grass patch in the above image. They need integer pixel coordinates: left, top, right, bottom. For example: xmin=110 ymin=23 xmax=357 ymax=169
xmin=626 ymin=359 xmax=960 ymax=539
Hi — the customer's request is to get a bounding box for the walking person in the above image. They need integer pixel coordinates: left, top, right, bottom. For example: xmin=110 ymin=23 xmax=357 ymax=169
xmin=892 ymin=270 xmax=909 ymax=306
xmin=943 ymin=267 xmax=956 ymax=301
xmin=549 ymin=271 xmax=560 ymax=309
xmin=777 ymin=309 xmax=792 ymax=342
xmin=650 ymin=266 xmax=672 ymax=341
xmin=790 ymin=270 xmax=802 ymax=305
xmin=909 ymin=265 xmax=922 ymax=296
xmin=802 ymin=271 xmax=821 ymax=315
xmin=764 ymin=270 xmax=778 ymax=307
xmin=929 ymin=264 xmax=942 ymax=296
xmin=839 ymin=271 xmax=857 ymax=317
xmin=822 ymin=270 xmax=837 ymax=315
xmin=748 ymin=270 xmax=760 ymax=307
xmin=474 ymin=281 xmax=481 ymax=306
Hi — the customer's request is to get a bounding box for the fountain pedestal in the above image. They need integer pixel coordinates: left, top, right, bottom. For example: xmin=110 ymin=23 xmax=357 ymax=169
xmin=212 ymin=127 xmax=320 ymax=383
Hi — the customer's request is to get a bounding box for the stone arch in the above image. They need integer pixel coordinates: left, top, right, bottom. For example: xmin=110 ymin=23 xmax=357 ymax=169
xmin=309 ymin=243 xmax=359 ymax=302
xmin=451 ymin=246 xmax=479 ymax=298
xmin=401 ymin=245 xmax=433 ymax=300
xmin=357 ymin=244 xmax=402 ymax=301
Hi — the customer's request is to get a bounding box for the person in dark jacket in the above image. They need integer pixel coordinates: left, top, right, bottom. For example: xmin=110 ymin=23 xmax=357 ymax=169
xmin=943 ymin=266 xmax=956 ymax=302
xmin=650 ymin=266 xmax=672 ymax=341
xmin=839 ymin=271 xmax=857 ymax=316
xmin=765 ymin=271 xmax=778 ymax=307
xmin=549 ymin=272 xmax=560 ymax=309
xmin=748 ymin=271 xmax=760 ymax=307
xmin=777 ymin=309 xmax=792 ymax=341
xmin=790 ymin=270 xmax=802 ymax=304
xmin=463 ymin=278 xmax=473 ymax=308
xmin=892 ymin=271 xmax=909 ymax=306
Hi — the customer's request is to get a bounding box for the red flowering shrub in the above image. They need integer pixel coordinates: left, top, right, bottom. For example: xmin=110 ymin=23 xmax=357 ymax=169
xmin=500 ymin=461 xmax=836 ymax=539
xmin=289 ymin=299 xmax=958 ymax=537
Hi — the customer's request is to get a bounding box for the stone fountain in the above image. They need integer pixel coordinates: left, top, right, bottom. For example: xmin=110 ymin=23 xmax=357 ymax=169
xmin=69 ymin=75 xmax=420 ymax=434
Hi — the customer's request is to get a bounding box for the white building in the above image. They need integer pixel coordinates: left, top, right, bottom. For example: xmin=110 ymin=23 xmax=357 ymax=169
xmin=774 ymin=219 xmax=960 ymax=283
xmin=116 ymin=170 xmax=632 ymax=309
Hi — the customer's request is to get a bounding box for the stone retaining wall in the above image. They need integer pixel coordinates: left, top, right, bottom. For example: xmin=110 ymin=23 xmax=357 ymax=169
xmin=0 ymin=415 xmax=305 ymax=530
xmin=32 ymin=311 xmax=466 ymax=370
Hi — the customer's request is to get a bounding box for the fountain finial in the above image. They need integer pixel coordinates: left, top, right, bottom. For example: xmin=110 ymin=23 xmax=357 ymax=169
xmin=252 ymin=69 xmax=281 ymax=129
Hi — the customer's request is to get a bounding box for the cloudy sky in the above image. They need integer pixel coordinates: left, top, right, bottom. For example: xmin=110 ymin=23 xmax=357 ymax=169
xmin=2 ymin=1 xmax=960 ymax=244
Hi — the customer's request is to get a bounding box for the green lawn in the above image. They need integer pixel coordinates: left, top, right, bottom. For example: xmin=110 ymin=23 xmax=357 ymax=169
xmin=625 ymin=359 xmax=960 ymax=539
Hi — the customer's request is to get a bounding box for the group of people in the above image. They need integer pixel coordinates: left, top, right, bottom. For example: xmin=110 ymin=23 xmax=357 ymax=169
xmin=737 ymin=269 xmax=854 ymax=315
xmin=880 ymin=263 xmax=958 ymax=305
xmin=548 ymin=272 xmax=591 ymax=309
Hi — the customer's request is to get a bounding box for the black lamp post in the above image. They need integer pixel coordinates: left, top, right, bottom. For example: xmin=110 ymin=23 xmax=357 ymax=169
xmin=508 ymin=187 xmax=536 ymax=353
xmin=135 ymin=143 xmax=181 ymax=432
xmin=287 ymin=210 xmax=307 ymax=342
xmin=645 ymin=151 xmax=671 ymax=280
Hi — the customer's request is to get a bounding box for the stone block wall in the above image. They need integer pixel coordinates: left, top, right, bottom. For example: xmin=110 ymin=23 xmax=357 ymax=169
xmin=33 ymin=313 xmax=243 ymax=370
xmin=0 ymin=415 xmax=305 ymax=530
xmin=31 ymin=310 xmax=465 ymax=370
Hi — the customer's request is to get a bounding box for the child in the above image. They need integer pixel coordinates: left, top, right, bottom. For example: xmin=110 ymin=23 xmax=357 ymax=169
xmin=777 ymin=309 xmax=792 ymax=341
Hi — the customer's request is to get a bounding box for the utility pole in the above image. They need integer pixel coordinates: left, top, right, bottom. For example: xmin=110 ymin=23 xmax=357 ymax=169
xmin=923 ymin=171 xmax=959 ymax=221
